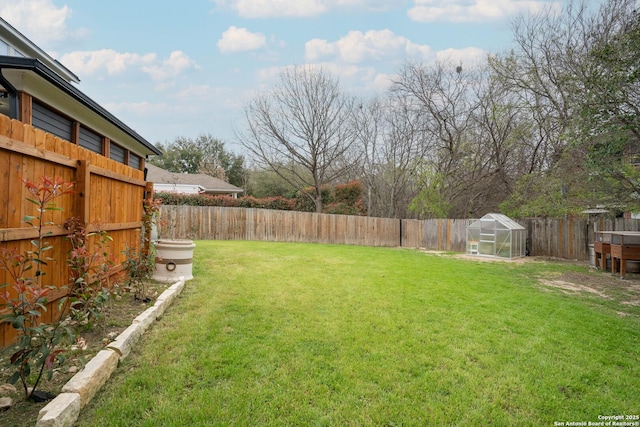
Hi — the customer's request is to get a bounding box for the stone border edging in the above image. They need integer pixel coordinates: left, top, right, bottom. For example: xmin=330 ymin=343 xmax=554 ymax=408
xmin=35 ymin=276 xmax=187 ymax=427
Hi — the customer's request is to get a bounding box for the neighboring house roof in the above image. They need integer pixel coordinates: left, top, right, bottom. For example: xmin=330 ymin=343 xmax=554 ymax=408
xmin=0 ymin=17 xmax=160 ymax=157
xmin=146 ymin=164 xmax=244 ymax=195
xmin=582 ymin=208 xmax=610 ymax=214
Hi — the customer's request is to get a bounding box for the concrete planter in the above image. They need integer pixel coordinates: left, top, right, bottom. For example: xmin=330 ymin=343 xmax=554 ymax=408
xmin=153 ymin=239 xmax=195 ymax=282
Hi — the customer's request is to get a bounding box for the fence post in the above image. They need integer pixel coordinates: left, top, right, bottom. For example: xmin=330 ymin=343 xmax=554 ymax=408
xmin=75 ymin=159 xmax=90 ymax=225
xmin=143 ymin=182 xmax=155 ymax=256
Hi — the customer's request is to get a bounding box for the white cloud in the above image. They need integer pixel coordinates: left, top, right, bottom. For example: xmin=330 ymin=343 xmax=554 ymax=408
xmin=60 ymin=49 xmax=198 ymax=83
xmin=319 ymin=63 xmax=378 ymax=87
xmin=255 ymin=64 xmax=371 ymax=90
xmin=0 ymin=0 xmax=85 ymax=47
xmin=408 ymin=0 xmax=562 ymax=23
xmin=256 ymin=62 xmax=389 ymax=95
xmin=175 ymin=85 xmax=213 ymax=100
xmin=213 ymin=0 xmax=325 ymax=18
xmin=106 ymin=100 xmax=172 ymax=117
xmin=371 ymin=73 xmax=394 ymax=92
xmin=333 ymin=0 xmax=405 ymax=11
xmin=435 ymin=47 xmax=487 ymax=65
xmin=217 ymin=26 xmax=267 ymax=53
xmin=60 ymin=50 xmax=157 ymax=77
xmin=306 ymin=30 xmax=431 ymax=64
xmin=255 ymin=66 xmax=284 ymax=87
xmin=212 ymin=0 xmax=404 ymax=18
xmin=142 ymin=51 xmax=200 ymax=81
xmin=305 ymin=39 xmax=337 ymax=61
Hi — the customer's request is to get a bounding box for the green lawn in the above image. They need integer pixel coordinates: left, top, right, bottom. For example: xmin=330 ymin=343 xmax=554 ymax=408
xmin=78 ymin=241 xmax=640 ymax=426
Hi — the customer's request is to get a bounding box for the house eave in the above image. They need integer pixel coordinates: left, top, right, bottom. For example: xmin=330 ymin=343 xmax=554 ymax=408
xmin=0 ymin=56 xmax=160 ymax=156
xmin=0 ymin=17 xmax=79 ymax=83
xmin=203 ymin=189 xmax=244 ymax=194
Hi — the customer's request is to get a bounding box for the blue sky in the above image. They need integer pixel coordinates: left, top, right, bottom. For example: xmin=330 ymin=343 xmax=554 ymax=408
xmin=0 ymin=0 xmax=580 ymax=153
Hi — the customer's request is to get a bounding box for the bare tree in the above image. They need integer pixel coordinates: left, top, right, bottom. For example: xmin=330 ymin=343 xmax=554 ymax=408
xmin=392 ymin=60 xmax=487 ymax=218
xmin=238 ymin=66 xmax=359 ymax=212
xmin=469 ymin=69 xmax=539 ymax=211
xmin=487 ymin=2 xmax=593 ymax=170
xmin=354 ymin=94 xmax=426 ymax=218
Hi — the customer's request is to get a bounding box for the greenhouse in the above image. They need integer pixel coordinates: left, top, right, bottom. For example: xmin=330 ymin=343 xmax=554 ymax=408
xmin=467 ymin=213 xmax=526 ymax=259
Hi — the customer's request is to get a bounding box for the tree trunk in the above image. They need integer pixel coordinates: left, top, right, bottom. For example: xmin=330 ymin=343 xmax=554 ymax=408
xmin=315 ymin=189 xmax=323 ymax=213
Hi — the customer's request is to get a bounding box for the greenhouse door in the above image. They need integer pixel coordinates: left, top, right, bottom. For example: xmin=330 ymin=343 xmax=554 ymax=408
xmin=479 ymin=218 xmax=496 ymax=256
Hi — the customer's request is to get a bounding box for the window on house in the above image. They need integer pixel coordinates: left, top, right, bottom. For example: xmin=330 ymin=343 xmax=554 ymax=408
xmin=0 ymin=37 xmax=24 ymax=57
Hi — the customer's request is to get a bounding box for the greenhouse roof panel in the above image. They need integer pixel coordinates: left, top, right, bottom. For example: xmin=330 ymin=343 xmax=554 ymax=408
xmin=485 ymin=213 xmax=525 ymax=230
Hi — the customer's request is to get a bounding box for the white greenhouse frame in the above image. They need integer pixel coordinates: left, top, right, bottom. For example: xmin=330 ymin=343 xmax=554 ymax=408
xmin=466 ymin=213 xmax=526 ymax=259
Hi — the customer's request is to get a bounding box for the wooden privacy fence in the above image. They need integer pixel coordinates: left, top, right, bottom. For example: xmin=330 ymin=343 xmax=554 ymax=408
xmin=158 ymin=206 xmax=400 ymax=247
xmin=159 ymin=206 xmax=640 ymax=262
xmin=0 ymin=115 xmax=148 ymax=348
xmin=401 ymin=219 xmax=467 ymax=250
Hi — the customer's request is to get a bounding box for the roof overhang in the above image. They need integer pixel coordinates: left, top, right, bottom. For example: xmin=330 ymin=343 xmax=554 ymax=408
xmin=0 ymin=56 xmax=160 ymax=156
xmin=153 ymin=183 xmax=205 ymax=194
xmin=0 ymin=17 xmax=79 ymax=83
xmin=582 ymin=208 xmax=610 ymax=214
xmin=203 ymin=188 xmax=244 ymax=194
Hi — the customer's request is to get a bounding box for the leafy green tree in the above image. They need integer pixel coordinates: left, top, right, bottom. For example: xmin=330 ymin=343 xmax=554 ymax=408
xmin=491 ymin=0 xmax=638 ymax=217
xmin=577 ymin=4 xmax=640 ymax=211
xmin=409 ymin=166 xmax=451 ymax=219
xmin=152 ymin=137 xmax=202 ymax=174
xmin=150 ymin=134 xmax=246 ymax=188
xmin=225 ymin=155 xmax=247 ymax=190
xmin=244 ymin=167 xmax=299 ymax=198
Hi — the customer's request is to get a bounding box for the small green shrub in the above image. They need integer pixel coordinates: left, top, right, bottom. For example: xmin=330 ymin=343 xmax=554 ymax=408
xmin=0 ymin=176 xmax=75 ymax=400
xmin=64 ymin=217 xmax=113 ymax=327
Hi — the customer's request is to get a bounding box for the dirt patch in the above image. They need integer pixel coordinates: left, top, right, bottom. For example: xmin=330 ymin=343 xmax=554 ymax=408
xmin=448 ymin=251 xmax=640 ymax=309
xmin=538 ymin=270 xmax=640 ymax=307
xmin=453 ymin=253 xmax=531 ymax=264
xmin=539 ymin=278 xmax=610 ymax=299
xmin=0 ymin=281 xmax=170 ymax=427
